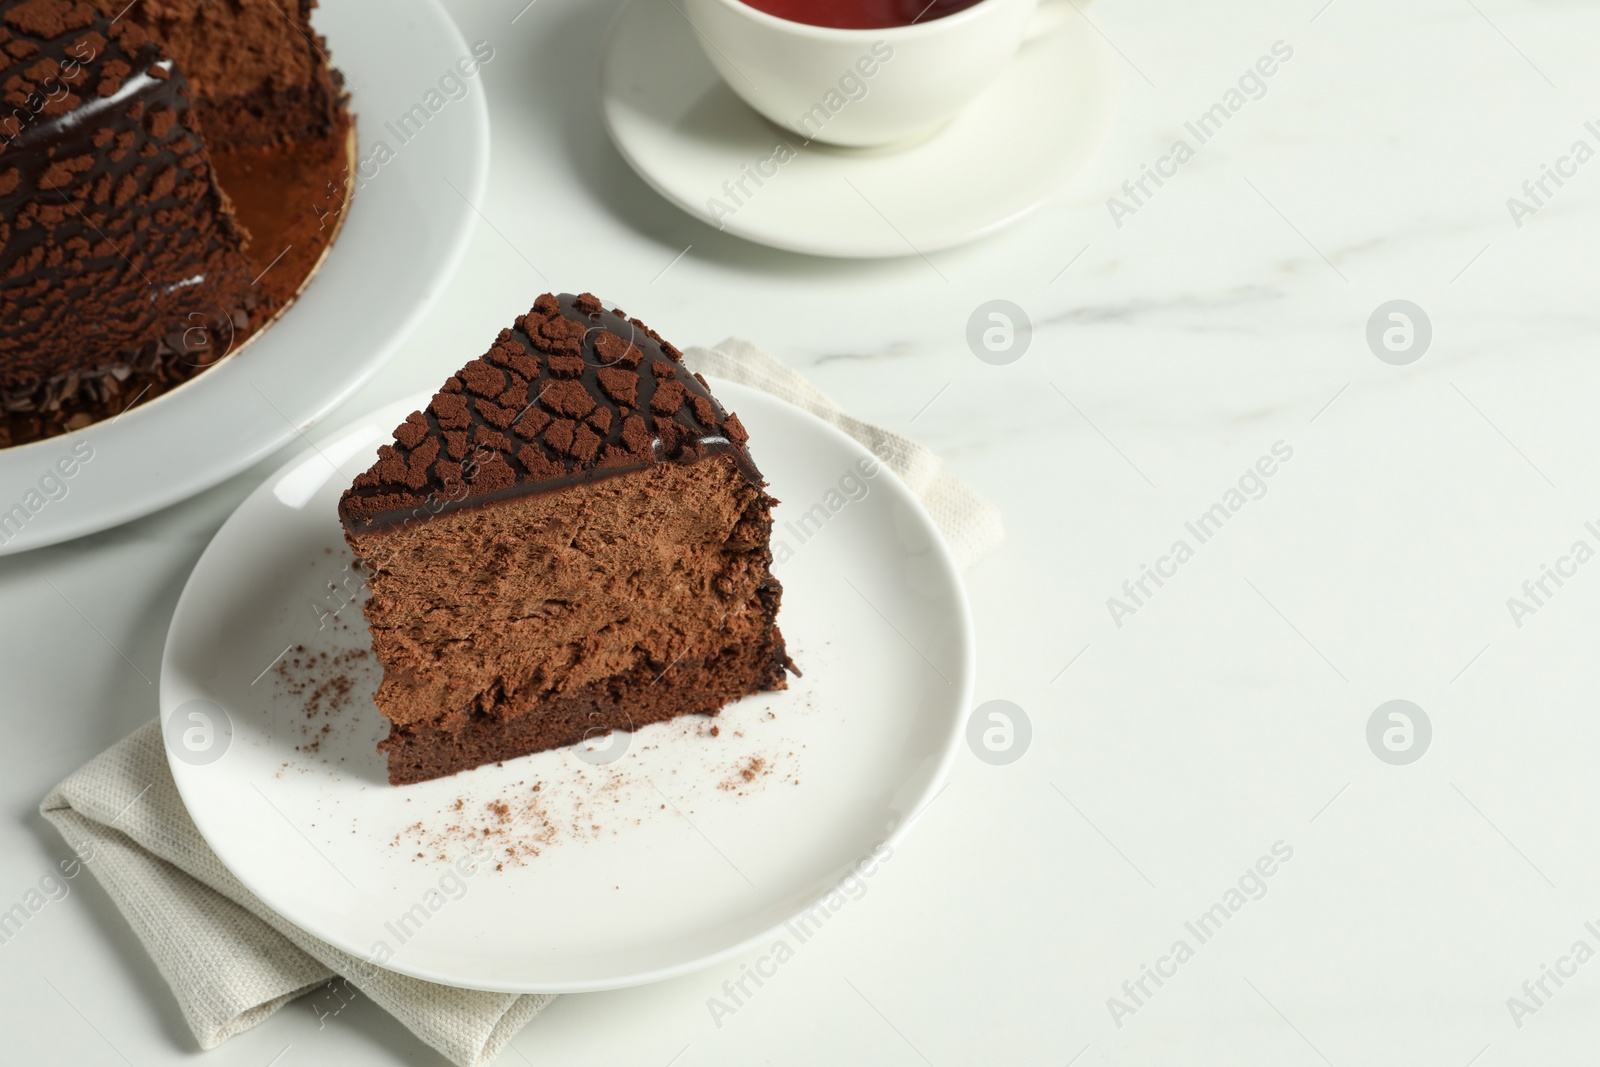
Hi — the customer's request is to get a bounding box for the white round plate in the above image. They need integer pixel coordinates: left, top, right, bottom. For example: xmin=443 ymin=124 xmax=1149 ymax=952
xmin=0 ymin=0 xmax=489 ymax=555
xmin=599 ymin=0 xmax=1114 ymax=258
xmin=161 ymin=381 xmax=974 ymax=993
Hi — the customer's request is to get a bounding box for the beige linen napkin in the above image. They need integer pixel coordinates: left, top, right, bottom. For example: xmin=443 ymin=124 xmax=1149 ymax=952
xmin=687 ymin=339 xmax=1004 ymax=569
xmin=39 ymin=339 xmax=1003 ymax=1065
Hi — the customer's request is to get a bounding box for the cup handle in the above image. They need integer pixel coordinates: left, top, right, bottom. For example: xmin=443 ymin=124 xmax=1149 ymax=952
xmin=1025 ymin=0 xmax=1079 ymax=42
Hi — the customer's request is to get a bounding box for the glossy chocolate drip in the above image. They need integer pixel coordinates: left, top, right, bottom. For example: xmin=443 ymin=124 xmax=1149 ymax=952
xmin=339 ymin=293 xmax=764 ymax=533
xmin=7 ymin=59 xmax=169 ymax=152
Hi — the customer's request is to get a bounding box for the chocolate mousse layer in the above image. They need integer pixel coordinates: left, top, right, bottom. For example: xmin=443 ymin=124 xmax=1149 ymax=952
xmin=107 ymin=0 xmax=346 ymax=151
xmin=341 ymin=293 xmax=792 ymax=785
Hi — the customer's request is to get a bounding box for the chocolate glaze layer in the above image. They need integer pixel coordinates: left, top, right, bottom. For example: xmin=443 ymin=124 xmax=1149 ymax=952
xmin=339 ymin=293 xmax=764 ymax=532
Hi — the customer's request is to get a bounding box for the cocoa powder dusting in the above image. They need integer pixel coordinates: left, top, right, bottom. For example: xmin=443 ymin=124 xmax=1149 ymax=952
xmin=272 ymin=639 xmax=376 ymax=759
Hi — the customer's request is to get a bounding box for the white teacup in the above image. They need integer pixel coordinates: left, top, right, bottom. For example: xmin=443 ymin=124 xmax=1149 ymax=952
xmin=679 ymin=0 xmax=1074 ymax=148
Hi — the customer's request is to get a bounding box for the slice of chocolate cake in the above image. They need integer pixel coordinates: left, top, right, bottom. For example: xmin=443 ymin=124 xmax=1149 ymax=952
xmin=340 ymin=293 xmax=791 ymax=785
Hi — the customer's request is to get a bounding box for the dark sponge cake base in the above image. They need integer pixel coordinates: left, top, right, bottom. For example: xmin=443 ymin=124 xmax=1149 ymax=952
xmin=380 ymin=633 xmax=789 ymax=785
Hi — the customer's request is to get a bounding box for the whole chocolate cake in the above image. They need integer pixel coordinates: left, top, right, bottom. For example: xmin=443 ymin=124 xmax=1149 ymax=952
xmin=340 ymin=293 xmax=792 ymax=785
xmin=0 ymin=0 xmax=351 ymax=447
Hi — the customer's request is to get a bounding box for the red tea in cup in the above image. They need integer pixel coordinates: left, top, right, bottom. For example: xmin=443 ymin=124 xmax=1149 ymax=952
xmin=739 ymin=0 xmax=987 ymax=30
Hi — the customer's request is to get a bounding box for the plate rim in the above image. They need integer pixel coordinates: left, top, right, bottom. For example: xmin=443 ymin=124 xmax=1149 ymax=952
xmin=0 ymin=0 xmax=490 ymax=555
xmin=597 ymin=0 xmax=1113 ymax=258
xmin=160 ymin=377 xmax=976 ymax=993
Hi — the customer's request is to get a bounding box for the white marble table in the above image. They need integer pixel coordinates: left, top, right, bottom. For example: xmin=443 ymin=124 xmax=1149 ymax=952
xmin=6 ymin=0 xmax=1600 ymax=1062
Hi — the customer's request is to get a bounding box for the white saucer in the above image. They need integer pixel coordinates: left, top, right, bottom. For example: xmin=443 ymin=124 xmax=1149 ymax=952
xmin=599 ymin=0 xmax=1115 ymax=258
xmin=0 ymin=0 xmax=489 ymax=555
xmin=160 ymin=381 xmax=974 ymax=993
